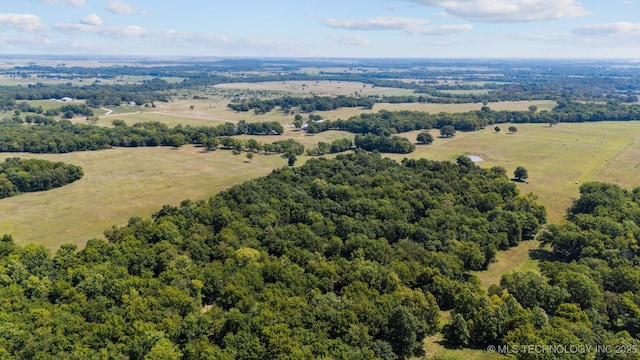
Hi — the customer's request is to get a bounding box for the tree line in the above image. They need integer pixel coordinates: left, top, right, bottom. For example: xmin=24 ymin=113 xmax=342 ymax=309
xmin=227 ymin=95 xmax=376 ymax=114
xmin=0 ymin=119 xmax=285 ymax=154
xmin=0 ymin=152 xmax=545 ymax=359
xmin=0 ymin=157 xmax=83 ymax=198
xmin=0 ymin=78 xmax=173 ymax=107
xmin=304 ymin=101 xmax=640 ymax=135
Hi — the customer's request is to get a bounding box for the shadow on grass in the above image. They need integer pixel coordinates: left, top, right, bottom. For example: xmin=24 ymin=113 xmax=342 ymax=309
xmin=529 ymin=248 xmax=559 ymax=262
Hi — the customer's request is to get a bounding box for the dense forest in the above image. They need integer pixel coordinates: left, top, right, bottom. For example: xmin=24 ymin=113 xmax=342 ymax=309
xmin=0 ymin=152 xmax=546 ymax=359
xmin=0 ymin=158 xmax=83 ymax=199
xmin=440 ymin=182 xmax=640 ymax=359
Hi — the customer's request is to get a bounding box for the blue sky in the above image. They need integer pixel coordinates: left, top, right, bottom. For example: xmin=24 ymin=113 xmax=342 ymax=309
xmin=1 ymin=0 xmax=639 ymax=58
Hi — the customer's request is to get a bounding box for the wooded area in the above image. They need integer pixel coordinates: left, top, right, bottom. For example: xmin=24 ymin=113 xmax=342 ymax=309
xmin=0 ymin=158 xmax=83 ymax=199
xmin=0 ymin=152 xmax=547 ymax=359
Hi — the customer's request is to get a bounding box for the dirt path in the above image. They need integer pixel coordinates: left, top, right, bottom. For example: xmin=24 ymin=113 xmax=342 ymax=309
xmin=101 ymin=108 xmax=141 ymax=117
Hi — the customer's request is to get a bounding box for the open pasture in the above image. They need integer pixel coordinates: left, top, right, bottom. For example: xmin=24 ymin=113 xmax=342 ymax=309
xmin=386 ymin=121 xmax=640 ymax=224
xmin=98 ymin=98 xmax=556 ymax=130
xmin=0 ymin=146 xmax=288 ymax=250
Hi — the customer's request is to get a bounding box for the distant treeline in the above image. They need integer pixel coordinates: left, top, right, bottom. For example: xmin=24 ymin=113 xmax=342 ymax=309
xmin=214 ymin=137 xmax=305 ymax=156
xmin=1 ymin=100 xmax=95 ymax=119
xmin=0 ymin=157 xmax=83 ymax=198
xmin=3 ymin=65 xmax=638 ymax=112
xmin=305 ymin=101 xmax=640 ymax=134
xmin=2 ymin=100 xmax=640 ymax=155
xmin=0 ymin=78 xmax=173 ymax=107
xmin=228 ymin=93 xmax=640 ymax=117
xmin=228 ymin=95 xmax=376 ymax=113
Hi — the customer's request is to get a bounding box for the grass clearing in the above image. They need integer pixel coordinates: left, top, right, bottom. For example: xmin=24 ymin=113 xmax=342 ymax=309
xmin=472 ymin=240 xmax=541 ymax=289
xmin=0 ymin=146 xmax=289 ymax=250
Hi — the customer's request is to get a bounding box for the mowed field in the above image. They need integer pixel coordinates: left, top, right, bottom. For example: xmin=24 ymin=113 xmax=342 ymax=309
xmin=0 ymin=146 xmax=289 ymax=250
xmin=215 ymin=80 xmax=417 ymax=97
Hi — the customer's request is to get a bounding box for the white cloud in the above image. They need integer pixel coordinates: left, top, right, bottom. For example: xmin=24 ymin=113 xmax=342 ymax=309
xmin=323 ymin=16 xmax=472 ymax=36
xmin=108 ymin=25 xmax=150 ymax=37
xmin=324 ymin=16 xmax=430 ymax=31
xmin=106 ymin=0 xmax=146 ymax=15
xmin=405 ymin=0 xmax=591 ymax=22
xmin=54 ymin=23 xmax=98 ymax=33
xmin=54 ymin=20 xmax=230 ymax=48
xmin=55 ymin=22 xmax=150 ymax=37
xmin=572 ymin=22 xmax=640 ymax=37
xmin=331 ymin=34 xmax=369 ymax=46
xmin=80 ymin=14 xmax=103 ymax=26
xmin=416 ymin=24 xmax=474 ymax=35
xmin=39 ymin=0 xmax=86 ymax=7
xmin=0 ymin=13 xmax=45 ymax=32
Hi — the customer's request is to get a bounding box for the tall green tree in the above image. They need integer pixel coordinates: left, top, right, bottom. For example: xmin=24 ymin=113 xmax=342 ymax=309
xmin=514 ymin=166 xmax=528 ymax=181
xmin=416 ymin=132 xmax=434 ymax=144
xmin=439 ymin=125 xmax=456 ymax=138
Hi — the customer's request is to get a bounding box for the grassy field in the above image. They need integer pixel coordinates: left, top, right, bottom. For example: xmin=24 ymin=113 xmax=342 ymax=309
xmin=215 ymin=80 xmax=416 ymax=97
xmin=386 ymin=121 xmax=640 ymax=224
xmin=87 ymin=98 xmax=557 ymax=130
xmin=0 ymin=146 xmax=288 ymax=250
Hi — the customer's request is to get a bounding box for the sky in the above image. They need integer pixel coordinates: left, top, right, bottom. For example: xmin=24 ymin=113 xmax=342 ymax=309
xmin=1 ymin=0 xmax=640 ymax=59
